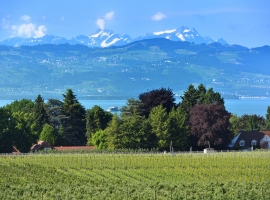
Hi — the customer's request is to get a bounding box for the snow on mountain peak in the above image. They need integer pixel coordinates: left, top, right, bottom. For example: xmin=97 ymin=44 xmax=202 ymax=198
xmin=0 ymin=26 xmax=227 ymax=47
xmin=183 ymin=29 xmax=191 ymax=33
xmin=153 ymin=29 xmax=176 ymax=35
xmin=90 ymin=30 xmax=103 ymax=38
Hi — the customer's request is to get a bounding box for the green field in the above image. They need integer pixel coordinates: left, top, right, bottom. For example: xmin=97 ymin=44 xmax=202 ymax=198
xmin=1 ymin=151 xmax=270 ymax=199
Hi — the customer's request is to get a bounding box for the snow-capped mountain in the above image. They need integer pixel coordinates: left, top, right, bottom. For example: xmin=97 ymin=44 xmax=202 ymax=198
xmin=88 ymin=29 xmax=132 ymax=47
xmin=136 ymin=26 xmax=226 ymax=45
xmin=0 ymin=26 xmax=227 ymax=47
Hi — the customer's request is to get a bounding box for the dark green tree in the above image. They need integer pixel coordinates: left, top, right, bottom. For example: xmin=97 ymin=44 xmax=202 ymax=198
xmin=239 ymin=114 xmax=265 ymax=131
xmin=4 ymin=99 xmax=34 ymax=113
xmin=104 ymin=114 xmax=122 ymax=149
xmin=204 ymin=88 xmax=225 ymax=105
xmin=44 ymin=99 xmax=65 ymax=145
xmin=117 ymin=111 xmax=149 ymax=149
xmin=12 ymin=111 xmax=38 ymax=152
xmin=139 ymin=87 xmax=176 ymax=118
xmin=168 ymin=106 xmax=189 ymax=151
xmin=120 ymin=98 xmax=143 ymax=118
xmin=179 ymin=84 xmax=224 ymax=115
xmin=2 ymin=99 xmax=38 ymax=152
xmin=86 ymin=105 xmax=112 ymax=143
xmin=62 ymin=89 xmax=86 ymax=145
xmin=265 ymin=106 xmax=270 ymax=130
xmin=0 ymin=108 xmax=13 ymax=153
xmin=33 ymin=94 xmax=49 ymax=134
xmin=179 ymin=84 xmax=198 ymax=115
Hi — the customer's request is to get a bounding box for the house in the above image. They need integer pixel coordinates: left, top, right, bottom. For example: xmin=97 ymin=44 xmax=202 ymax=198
xmin=228 ymin=131 xmax=270 ymax=150
xmin=31 ymin=141 xmax=53 ymax=152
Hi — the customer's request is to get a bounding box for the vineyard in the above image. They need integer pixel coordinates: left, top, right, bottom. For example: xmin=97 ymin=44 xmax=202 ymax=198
xmin=1 ymin=151 xmax=270 ymax=199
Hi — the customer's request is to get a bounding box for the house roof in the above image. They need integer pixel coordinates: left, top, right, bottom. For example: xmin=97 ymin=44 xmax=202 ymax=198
xmin=229 ymin=131 xmax=270 ymax=149
xmin=53 ymin=146 xmax=95 ymax=151
xmin=31 ymin=141 xmax=53 ymax=151
xmin=12 ymin=146 xmax=20 ymax=154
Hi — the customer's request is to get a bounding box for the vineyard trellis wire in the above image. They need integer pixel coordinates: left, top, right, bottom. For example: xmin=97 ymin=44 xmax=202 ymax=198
xmin=0 ymin=151 xmax=270 ymax=199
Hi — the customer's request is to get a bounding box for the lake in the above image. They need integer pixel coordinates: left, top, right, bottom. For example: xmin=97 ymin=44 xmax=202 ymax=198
xmin=0 ymin=98 xmax=269 ymax=117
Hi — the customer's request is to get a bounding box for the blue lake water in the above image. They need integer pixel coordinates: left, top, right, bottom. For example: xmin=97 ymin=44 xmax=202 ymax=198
xmin=0 ymin=98 xmax=269 ymax=117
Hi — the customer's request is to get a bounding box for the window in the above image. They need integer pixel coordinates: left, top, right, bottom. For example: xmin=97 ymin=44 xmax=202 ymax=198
xmin=251 ymin=140 xmax=257 ymax=146
xmin=239 ymin=140 xmax=245 ymax=146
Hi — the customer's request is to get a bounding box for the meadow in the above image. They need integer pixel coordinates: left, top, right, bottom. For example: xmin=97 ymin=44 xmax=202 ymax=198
xmin=0 ymin=151 xmax=270 ymax=199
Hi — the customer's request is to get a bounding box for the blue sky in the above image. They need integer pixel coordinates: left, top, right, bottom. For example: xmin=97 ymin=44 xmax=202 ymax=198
xmin=0 ymin=0 xmax=269 ymax=48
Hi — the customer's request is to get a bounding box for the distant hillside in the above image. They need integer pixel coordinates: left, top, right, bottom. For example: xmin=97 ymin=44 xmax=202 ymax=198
xmin=0 ymin=38 xmax=270 ymax=100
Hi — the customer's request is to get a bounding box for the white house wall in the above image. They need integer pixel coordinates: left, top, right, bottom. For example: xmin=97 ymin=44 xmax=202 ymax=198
xmin=260 ymin=135 xmax=270 ymax=148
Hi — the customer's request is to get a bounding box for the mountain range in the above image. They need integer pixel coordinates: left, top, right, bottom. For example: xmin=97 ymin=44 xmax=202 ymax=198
xmin=0 ymin=26 xmax=227 ymax=48
xmin=0 ymin=37 xmax=269 ymax=100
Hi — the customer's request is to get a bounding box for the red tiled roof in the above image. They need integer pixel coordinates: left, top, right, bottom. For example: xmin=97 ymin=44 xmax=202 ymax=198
xmin=53 ymin=146 xmax=95 ymax=151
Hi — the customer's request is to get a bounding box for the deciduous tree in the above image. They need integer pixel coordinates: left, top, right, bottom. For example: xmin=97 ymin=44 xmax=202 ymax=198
xmin=189 ymin=103 xmax=231 ymax=150
xmin=148 ymin=105 xmax=170 ymax=150
xmin=168 ymin=106 xmax=189 ymax=151
xmin=39 ymin=124 xmax=56 ymax=145
xmin=139 ymin=87 xmax=176 ymax=118
xmin=86 ymin=105 xmax=112 ymax=142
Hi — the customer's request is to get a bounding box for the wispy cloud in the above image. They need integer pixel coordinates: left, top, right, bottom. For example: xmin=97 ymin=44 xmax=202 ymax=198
xmin=96 ymin=11 xmax=115 ymax=30
xmin=20 ymin=15 xmax=31 ymax=22
xmin=12 ymin=23 xmax=47 ymax=38
xmin=60 ymin=16 xmax=65 ymax=21
xmin=1 ymin=15 xmax=11 ymax=29
xmin=1 ymin=18 xmax=10 ymax=29
xmin=151 ymin=12 xmax=166 ymax=21
xmin=96 ymin=19 xmax=105 ymax=30
xmin=2 ymin=15 xmax=47 ymax=38
xmin=104 ymin=11 xmax=114 ymax=20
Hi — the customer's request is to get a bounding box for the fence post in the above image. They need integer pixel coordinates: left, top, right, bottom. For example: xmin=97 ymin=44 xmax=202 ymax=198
xmin=261 ymin=186 xmax=264 ymax=200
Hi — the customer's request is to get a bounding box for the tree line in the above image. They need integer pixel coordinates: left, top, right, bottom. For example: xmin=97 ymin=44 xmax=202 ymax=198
xmin=1 ymin=84 xmax=270 ymax=153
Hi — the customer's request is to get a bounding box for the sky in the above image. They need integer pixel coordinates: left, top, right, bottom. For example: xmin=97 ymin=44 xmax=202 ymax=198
xmin=0 ymin=0 xmax=269 ymax=48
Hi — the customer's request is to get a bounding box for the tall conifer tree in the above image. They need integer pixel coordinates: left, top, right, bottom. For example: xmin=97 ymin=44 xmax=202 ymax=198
xmin=62 ymin=89 xmax=86 ymax=145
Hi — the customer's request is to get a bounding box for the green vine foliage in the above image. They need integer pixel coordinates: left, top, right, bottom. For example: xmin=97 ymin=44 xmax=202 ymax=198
xmin=0 ymin=151 xmax=269 ymax=199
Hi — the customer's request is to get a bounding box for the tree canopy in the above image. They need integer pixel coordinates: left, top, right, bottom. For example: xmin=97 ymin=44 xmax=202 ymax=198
xmin=179 ymin=84 xmax=224 ymax=115
xmin=139 ymin=87 xmax=176 ymax=118
xmin=189 ymin=103 xmax=231 ymax=149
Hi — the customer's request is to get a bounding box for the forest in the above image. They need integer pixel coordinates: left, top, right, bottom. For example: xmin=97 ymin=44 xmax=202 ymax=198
xmin=0 ymin=83 xmax=270 ymax=153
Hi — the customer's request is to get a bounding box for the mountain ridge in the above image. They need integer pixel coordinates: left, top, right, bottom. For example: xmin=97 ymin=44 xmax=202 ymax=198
xmin=0 ymin=38 xmax=269 ymax=100
xmin=0 ymin=26 xmax=227 ymax=48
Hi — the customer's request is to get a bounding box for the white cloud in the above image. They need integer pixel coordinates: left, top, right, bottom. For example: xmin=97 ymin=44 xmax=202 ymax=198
xmin=95 ymin=11 xmax=115 ymax=30
xmin=1 ymin=18 xmax=10 ymax=29
xmin=60 ymin=16 xmax=65 ymax=21
xmin=35 ymin=25 xmax=47 ymax=37
xmin=96 ymin=19 xmax=105 ymax=30
xmin=104 ymin=11 xmax=114 ymax=20
xmin=20 ymin=15 xmax=31 ymax=22
xmin=12 ymin=23 xmax=47 ymax=38
xmin=151 ymin=12 xmax=166 ymax=21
